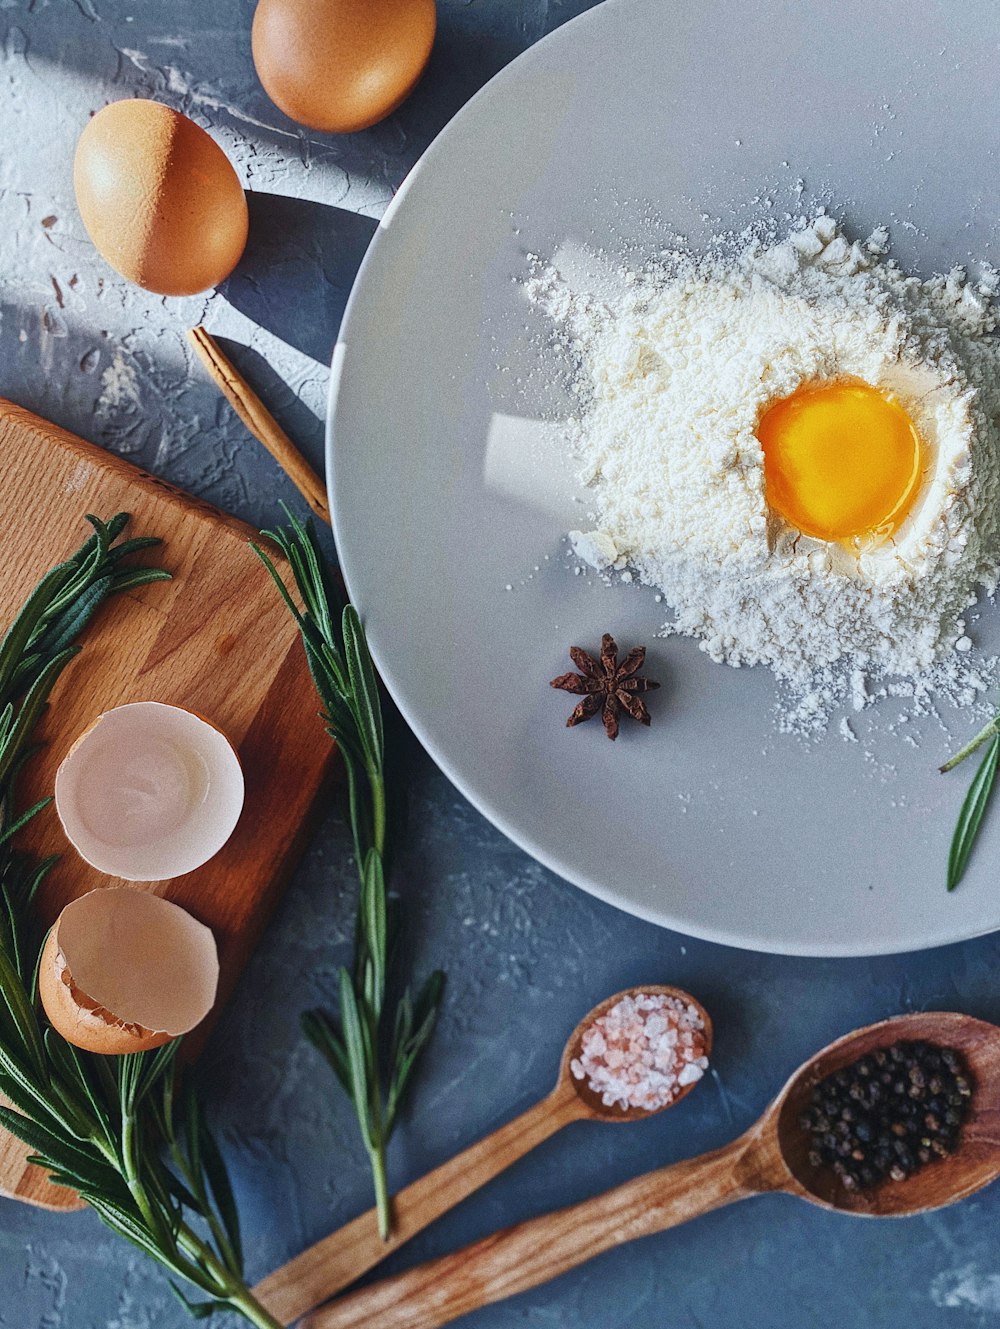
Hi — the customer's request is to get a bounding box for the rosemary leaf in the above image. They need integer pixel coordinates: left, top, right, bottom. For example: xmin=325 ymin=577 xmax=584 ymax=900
xmin=342 ymin=605 xmax=383 ymax=768
xmin=105 ymin=535 xmax=166 ymax=562
xmin=0 ymin=648 xmax=79 ymax=787
xmin=19 ymin=853 xmax=59 ymax=911
xmin=42 ymin=1031 xmax=116 ymax=1151
xmin=338 ymin=967 xmax=372 ymax=1144
xmin=301 ymin=1009 xmax=352 ymax=1096
xmin=161 ymin=1167 xmax=202 ymax=1214
xmin=170 ymin=1285 xmax=228 ymax=1320
xmin=386 ymin=972 xmax=445 ymax=1133
xmin=108 ymin=568 xmax=174 ymax=594
xmin=0 ymin=797 xmax=53 ymax=849
xmin=85 ymin=1194 xmax=181 ymax=1265
xmin=947 ymin=733 xmax=1000 ymax=890
xmin=195 ymin=1111 xmax=244 ymax=1276
xmin=0 ymin=943 xmax=47 ymax=1076
xmin=360 ymin=850 xmax=387 ymax=1015
xmin=0 ymin=565 xmax=73 ymax=698
xmin=0 ymin=1106 xmax=113 ymax=1189
xmin=30 ymin=575 xmax=114 ymax=659
xmin=135 ymin=1039 xmax=181 ymax=1109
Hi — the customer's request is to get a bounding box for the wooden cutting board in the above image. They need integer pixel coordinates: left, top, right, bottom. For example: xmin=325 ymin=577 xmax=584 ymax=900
xmin=0 ymin=400 xmax=334 ymax=1211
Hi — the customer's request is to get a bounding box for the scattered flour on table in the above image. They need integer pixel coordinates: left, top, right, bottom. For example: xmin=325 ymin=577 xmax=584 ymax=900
xmin=526 ymin=215 xmax=1000 ymax=733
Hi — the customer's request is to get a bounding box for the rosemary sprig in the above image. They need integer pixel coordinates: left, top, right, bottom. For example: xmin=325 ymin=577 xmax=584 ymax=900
xmin=942 ymin=709 xmax=1000 ymax=891
xmin=252 ymin=509 xmax=444 ymax=1240
xmin=0 ymin=515 xmax=281 ymax=1328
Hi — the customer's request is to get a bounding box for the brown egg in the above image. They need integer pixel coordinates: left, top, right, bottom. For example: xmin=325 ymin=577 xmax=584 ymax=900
xmin=252 ymin=0 xmax=436 ymax=134
xmin=39 ymin=888 xmax=220 ymax=1056
xmin=74 ymin=100 xmax=249 ymax=296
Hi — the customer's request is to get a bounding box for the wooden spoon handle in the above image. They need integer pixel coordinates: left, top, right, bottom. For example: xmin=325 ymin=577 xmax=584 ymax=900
xmin=255 ymin=1086 xmax=579 ymax=1324
xmin=302 ymin=1133 xmax=762 ymax=1329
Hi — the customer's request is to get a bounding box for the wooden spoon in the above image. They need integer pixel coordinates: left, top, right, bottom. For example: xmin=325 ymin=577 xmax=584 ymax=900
xmin=255 ymin=986 xmax=711 ymax=1324
xmin=299 ymin=1010 xmax=1000 ymax=1329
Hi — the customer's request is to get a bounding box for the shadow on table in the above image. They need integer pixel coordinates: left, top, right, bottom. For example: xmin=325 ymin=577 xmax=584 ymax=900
xmin=222 ymin=195 xmax=378 ymax=366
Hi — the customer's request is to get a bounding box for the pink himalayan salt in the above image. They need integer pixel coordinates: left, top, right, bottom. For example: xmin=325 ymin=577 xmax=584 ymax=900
xmin=570 ymin=992 xmax=708 ymax=1113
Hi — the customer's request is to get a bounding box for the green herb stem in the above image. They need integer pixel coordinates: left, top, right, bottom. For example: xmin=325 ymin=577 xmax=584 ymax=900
xmin=219 ymin=1283 xmax=285 ymax=1329
xmin=940 ymin=711 xmax=1000 ymax=773
xmin=175 ymin=1227 xmax=284 ymax=1329
xmin=169 ymin=1138 xmax=241 ymax=1281
xmin=121 ymin=1108 xmax=164 ymax=1246
xmin=368 ymin=1135 xmax=391 ymax=1241
xmin=253 ymin=508 xmax=444 ymax=1241
xmin=371 ymin=774 xmax=387 ymax=858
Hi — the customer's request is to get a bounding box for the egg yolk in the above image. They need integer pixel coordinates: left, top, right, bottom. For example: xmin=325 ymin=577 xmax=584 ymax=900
xmin=757 ymin=379 xmax=924 ymax=546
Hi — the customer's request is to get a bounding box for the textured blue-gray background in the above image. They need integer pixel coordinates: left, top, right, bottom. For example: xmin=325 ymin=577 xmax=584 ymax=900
xmin=2 ymin=1 xmax=1000 ymax=1324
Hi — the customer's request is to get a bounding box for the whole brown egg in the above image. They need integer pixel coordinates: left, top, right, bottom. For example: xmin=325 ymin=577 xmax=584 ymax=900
xmin=252 ymin=0 xmax=436 ymax=133
xmin=74 ymin=100 xmax=249 ymax=296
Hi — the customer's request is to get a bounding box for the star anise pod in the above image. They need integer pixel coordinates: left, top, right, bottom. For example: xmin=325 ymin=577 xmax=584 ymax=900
xmin=550 ymin=633 xmax=660 ymax=740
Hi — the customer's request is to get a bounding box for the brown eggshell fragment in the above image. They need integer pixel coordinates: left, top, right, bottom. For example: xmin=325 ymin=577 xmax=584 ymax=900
xmin=73 ymin=100 xmax=249 ymax=296
xmin=251 ymin=0 xmax=436 ymax=134
xmin=39 ymin=888 xmax=220 ymax=1056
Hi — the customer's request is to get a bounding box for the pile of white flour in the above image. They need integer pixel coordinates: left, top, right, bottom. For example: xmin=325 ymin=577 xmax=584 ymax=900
xmin=526 ymin=216 xmax=1000 ymax=730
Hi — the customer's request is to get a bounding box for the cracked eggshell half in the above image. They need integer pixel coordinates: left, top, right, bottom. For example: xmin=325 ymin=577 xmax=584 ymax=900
xmin=55 ymin=702 xmax=245 ymax=882
xmin=39 ymin=888 xmax=220 ymax=1055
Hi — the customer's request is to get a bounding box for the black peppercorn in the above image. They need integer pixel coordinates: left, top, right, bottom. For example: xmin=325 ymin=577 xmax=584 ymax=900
xmin=799 ymin=1040 xmax=972 ymax=1194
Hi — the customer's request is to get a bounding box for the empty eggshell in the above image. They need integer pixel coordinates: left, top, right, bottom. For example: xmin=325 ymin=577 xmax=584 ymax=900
xmin=55 ymin=702 xmax=244 ymax=882
xmin=39 ymin=888 xmax=219 ymax=1055
xmin=251 ymin=0 xmax=436 ymax=134
xmin=74 ymin=100 xmax=248 ymax=296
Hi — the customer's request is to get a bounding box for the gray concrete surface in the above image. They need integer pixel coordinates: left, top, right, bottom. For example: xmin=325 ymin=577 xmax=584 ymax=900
xmin=3 ymin=1 xmax=1000 ymax=1325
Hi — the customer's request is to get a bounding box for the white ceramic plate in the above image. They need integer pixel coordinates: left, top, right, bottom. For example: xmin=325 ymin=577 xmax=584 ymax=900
xmin=328 ymin=0 xmax=1000 ymax=956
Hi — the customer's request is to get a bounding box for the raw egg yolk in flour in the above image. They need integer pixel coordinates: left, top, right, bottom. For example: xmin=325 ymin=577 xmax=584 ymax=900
xmin=757 ymin=379 xmax=924 ymax=545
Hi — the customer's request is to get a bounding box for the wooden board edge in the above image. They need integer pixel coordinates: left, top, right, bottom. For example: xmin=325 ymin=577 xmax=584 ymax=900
xmin=0 ymin=1164 xmax=87 ymax=1213
xmin=0 ymin=398 xmax=266 ymax=546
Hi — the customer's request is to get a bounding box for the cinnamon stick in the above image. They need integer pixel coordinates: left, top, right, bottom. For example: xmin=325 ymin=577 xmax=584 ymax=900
xmin=188 ymin=325 xmax=331 ymax=526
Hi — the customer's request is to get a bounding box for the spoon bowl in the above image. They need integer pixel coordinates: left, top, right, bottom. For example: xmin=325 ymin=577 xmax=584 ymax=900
xmin=770 ymin=1010 xmax=1000 ymax=1216
xmin=559 ymin=984 xmax=713 ymax=1122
